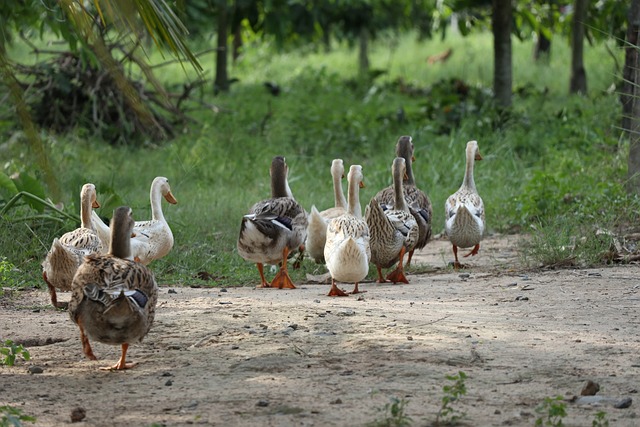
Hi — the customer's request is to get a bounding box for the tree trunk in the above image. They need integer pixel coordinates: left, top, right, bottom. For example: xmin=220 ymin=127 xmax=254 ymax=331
xmin=569 ymin=0 xmax=588 ymax=94
xmin=214 ymin=4 xmax=229 ymax=94
xmin=232 ymin=25 xmax=242 ymax=64
xmin=622 ymin=0 xmax=640 ymax=136
xmin=358 ymin=27 xmax=370 ymax=76
xmin=492 ymin=0 xmax=512 ymax=107
xmin=626 ymin=0 xmax=640 ymax=194
xmin=533 ymin=30 xmax=551 ymax=63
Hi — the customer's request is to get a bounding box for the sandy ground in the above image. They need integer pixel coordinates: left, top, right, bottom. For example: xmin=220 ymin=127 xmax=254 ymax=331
xmin=1 ymin=234 xmax=639 ymax=427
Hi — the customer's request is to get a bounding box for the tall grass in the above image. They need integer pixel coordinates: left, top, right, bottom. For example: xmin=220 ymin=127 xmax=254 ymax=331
xmin=0 ymin=30 xmax=633 ymax=288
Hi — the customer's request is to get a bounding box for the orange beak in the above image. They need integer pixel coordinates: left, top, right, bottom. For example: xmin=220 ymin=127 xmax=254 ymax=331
xmin=359 ymin=181 xmax=365 ymax=189
xmin=412 ymin=155 xmax=416 ymax=162
xmin=475 ymin=151 xmax=483 ymax=161
xmin=92 ymin=200 xmax=101 ymax=208
xmin=164 ymin=191 xmax=178 ymax=204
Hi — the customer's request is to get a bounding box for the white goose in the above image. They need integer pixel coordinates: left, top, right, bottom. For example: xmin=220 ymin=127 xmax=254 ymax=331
xmin=445 ymin=140 xmax=484 ymax=268
xmin=366 ymin=157 xmax=419 ymax=284
xmin=42 ymin=183 xmax=104 ymax=308
xmin=324 ymin=165 xmax=370 ymax=296
xmin=306 ymin=159 xmax=347 ymax=263
xmin=91 ymin=177 xmax=177 ymax=265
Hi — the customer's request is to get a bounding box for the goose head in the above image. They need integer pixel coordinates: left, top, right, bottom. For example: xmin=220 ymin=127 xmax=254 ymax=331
xmin=109 ymin=206 xmax=136 ymax=259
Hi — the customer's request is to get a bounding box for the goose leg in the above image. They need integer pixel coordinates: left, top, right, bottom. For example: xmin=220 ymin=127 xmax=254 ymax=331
xmin=350 ymin=282 xmax=366 ymax=295
xmin=464 ymin=244 xmax=480 ymax=258
xmin=328 ymin=278 xmax=349 ymax=297
xmin=100 ymin=343 xmax=137 ymax=370
xmin=43 ymin=271 xmax=67 ymax=309
xmin=406 ymin=249 xmax=416 ymax=268
xmin=256 ymin=263 xmax=270 ymax=288
xmin=386 ymin=247 xmax=409 ymax=284
xmin=452 ymin=245 xmax=464 ymax=269
xmin=375 ymin=265 xmax=388 ymax=283
xmin=77 ymin=318 xmax=97 ymax=361
xmin=270 ymin=247 xmax=296 ymax=289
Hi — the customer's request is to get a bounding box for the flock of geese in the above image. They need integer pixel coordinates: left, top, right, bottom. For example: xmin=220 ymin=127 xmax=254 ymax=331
xmin=38 ymin=136 xmax=484 ymax=370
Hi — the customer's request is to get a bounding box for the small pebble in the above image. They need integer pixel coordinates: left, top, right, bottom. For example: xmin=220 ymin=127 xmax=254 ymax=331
xmin=407 ymin=336 xmax=413 ymax=341
xmin=167 ymin=289 xmax=177 ymax=294
xmin=70 ymin=407 xmax=86 ymax=423
xmin=256 ymin=400 xmax=269 ymax=407
xmin=330 ymin=398 xmax=343 ymax=405
xmin=165 ymin=380 xmax=173 ymax=386
xmin=28 ymin=366 xmax=43 ymax=374
xmin=220 ymin=288 xmax=228 ymax=292
xmin=161 ymin=372 xmax=173 ymax=377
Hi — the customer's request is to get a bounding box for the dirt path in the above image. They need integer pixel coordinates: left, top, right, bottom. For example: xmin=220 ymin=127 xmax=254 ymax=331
xmin=1 ymin=235 xmax=638 ymax=426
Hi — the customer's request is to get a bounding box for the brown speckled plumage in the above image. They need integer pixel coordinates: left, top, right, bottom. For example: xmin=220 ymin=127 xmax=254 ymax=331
xmin=367 ymin=157 xmax=419 ymax=283
xmin=42 ymin=183 xmax=104 ymax=308
xmin=374 ymin=136 xmax=432 ymax=266
xmin=237 ymin=156 xmax=308 ymax=288
xmin=69 ymin=206 xmax=158 ymax=370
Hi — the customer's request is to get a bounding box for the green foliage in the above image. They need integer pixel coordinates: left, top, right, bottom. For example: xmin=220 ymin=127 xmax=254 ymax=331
xmin=535 ymin=395 xmax=567 ymax=427
xmin=0 ymin=31 xmax=627 ymax=288
xmin=592 ymin=410 xmax=609 ymax=427
xmin=0 ymin=340 xmax=31 ymax=366
xmin=368 ymin=397 xmax=412 ymax=427
xmin=0 ymin=258 xmax=26 ymax=293
xmin=436 ymin=371 xmax=467 ymax=426
xmin=0 ymin=406 xmax=35 ymax=427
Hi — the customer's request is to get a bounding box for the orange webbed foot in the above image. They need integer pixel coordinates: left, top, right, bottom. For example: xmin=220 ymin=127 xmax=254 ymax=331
xmin=463 ymin=244 xmax=480 ymax=258
xmin=328 ymin=281 xmax=349 ymax=297
xmin=386 ymin=268 xmax=409 ymax=284
xmin=350 ymin=283 xmax=366 ymax=294
xmin=270 ymin=269 xmax=297 ymax=289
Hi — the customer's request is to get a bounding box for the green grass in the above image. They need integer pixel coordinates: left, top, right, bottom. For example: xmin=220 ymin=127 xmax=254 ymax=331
xmin=0 ymin=30 xmax=635 ymax=289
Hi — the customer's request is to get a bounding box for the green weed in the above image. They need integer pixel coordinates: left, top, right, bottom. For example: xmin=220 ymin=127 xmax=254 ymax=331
xmin=535 ymin=395 xmax=567 ymax=427
xmin=368 ymin=397 xmax=412 ymax=427
xmin=0 ymin=340 xmax=30 ymax=366
xmin=592 ymin=410 xmax=609 ymax=427
xmin=436 ymin=371 xmax=467 ymax=426
xmin=0 ymin=406 xmax=35 ymax=427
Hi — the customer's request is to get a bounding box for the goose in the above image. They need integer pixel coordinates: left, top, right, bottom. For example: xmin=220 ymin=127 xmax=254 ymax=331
xmin=306 ymin=159 xmax=348 ymax=263
xmin=366 ymin=157 xmax=419 ymax=284
xmin=69 ymin=206 xmax=158 ymax=370
xmin=91 ymin=177 xmax=177 ymax=265
xmin=374 ymin=136 xmax=432 ymax=267
xmin=324 ymin=165 xmax=370 ymax=296
xmin=42 ymin=183 xmax=104 ymax=309
xmin=445 ymin=140 xmax=484 ymax=269
xmin=237 ymin=156 xmax=308 ymax=289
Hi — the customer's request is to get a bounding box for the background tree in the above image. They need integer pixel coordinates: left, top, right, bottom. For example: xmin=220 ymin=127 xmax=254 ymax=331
xmin=569 ymin=0 xmax=588 ymax=94
xmin=625 ymin=0 xmax=640 ymax=194
xmin=492 ymin=0 xmax=513 ymax=107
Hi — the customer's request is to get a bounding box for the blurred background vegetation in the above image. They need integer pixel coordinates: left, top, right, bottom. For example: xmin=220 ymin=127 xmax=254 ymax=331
xmin=1 ymin=0 xmax=639 ymax=292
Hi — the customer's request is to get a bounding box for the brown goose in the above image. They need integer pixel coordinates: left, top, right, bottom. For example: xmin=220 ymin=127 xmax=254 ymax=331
xmin=374 ymin=136 xmax=432 ymax=267
xmin=445 ymin=140 xmax=484 ymax=268
xmin=237 ymin=156 xmax=308 ymax=289
xmin=366 ymin=157 xmax=419 ymax=284
xmin=42 ymin=183 xmax=104 ymax=309
xmin=69 ymin=206 xmax=158 ymax=370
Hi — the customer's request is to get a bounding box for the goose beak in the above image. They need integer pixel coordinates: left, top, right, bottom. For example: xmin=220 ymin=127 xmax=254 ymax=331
xmin=92 ymin=200 xmax=101 ymax=208
xmin=412 ymin=155 xmax=416 ymax=162
xmin=475 ymin=151 xmax=483 ymax=161
xmin=131 ymin=232 xmax=137 ymax=238
xmin=164 ymin=191 xmax=178 ymax=204
xmin=359 ymin=181 xmax=365 ymax=189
